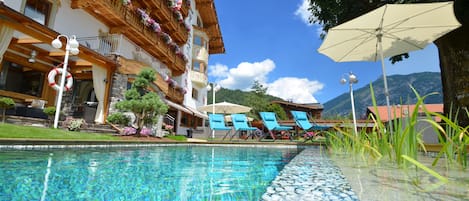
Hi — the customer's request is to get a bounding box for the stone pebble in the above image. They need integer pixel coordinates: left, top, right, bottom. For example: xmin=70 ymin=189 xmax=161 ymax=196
xmin=261 ymin=148 xmax=360 ymax=201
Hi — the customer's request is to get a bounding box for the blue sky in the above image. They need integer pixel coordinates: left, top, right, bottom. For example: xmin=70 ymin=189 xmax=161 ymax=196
xmin=208 ymin=0 xmax=440 ymax=104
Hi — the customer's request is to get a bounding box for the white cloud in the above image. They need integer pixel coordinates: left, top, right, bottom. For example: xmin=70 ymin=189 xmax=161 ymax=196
xmin=210 ymin=59 xmax=275 ymax=90
xmin=267 ymin=77 xmax=323 ymax=103
xmin=294 ymin=0 xmax=313 ymax=26
xmin=208 ymin=63 xmax=229 ymax=77
xmin=209 ymin=59 xmax=324 ymax=103
xmin=295 ymin=0 xmax=324 ymax=37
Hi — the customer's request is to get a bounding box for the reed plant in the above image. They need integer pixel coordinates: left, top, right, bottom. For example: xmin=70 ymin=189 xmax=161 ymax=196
xmin=423 ymin=105 xmax=469 ymax=169
xmin=325 ymin=84 xmax=466 ymax=187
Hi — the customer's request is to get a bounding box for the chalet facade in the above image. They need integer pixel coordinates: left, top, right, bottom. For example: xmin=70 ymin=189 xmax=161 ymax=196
xmin=271 ymin=100 xmax=324 ymax=120
xmin=0 ymin=0 xmax=224 ymax=133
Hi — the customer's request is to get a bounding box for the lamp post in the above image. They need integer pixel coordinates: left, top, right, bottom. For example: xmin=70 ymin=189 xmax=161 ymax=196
xmin=340 ymin=72 xmax=358 ymax=136
xmin=206 ymin=83 xmax=221 ymax=138
xmin=51 ymin=35 xmax=79 ymax=128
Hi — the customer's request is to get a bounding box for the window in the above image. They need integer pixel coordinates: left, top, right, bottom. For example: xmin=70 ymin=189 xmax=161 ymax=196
xmin=196 ymin=16 xmax=203 ymax=28
xmin=24 ymin=0 xmax=52 ymax=25
xmin=192 ymin=88 xmax=198 ymax=100
xmin=192 ymin=60 xmax=206 ymax=73
xmin=192 ymin=60 xmax=201 ymax=72
xmin=0 ymin=62 xmax=44 ymax=97
xmin=194 ymin=35 xmax=203 ymax=47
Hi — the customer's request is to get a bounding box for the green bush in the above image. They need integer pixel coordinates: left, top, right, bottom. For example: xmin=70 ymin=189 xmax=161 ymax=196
xmin=107 ymin=112 xmax=130 ymax=125
xmin=0 ymin=97 xmax=15 ymax=123
xmin=43 ymin=106 xmax=56 ymax=117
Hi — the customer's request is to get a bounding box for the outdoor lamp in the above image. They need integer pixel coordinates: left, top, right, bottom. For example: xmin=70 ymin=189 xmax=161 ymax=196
xmin=340 ymin=72 xmax=358 ymax=136
xmin=51 ymin=35 xmax=79 ymax=129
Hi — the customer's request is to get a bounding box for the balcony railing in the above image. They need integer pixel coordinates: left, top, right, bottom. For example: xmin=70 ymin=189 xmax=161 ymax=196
xmin=155 ymin=72 xmax=169 ymax=95
xmin=77 ymin=35 xmax=122 ymax=57
xmin=190 ymin=70 xmax=208 ymax=86
xmin=166 ymin=87 xmax=184 ymax=104
xmin=71 ymin=0 xmax=187 ymax=75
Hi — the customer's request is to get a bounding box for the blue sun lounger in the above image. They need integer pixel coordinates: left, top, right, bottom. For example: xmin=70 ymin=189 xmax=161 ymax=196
xmin=259 ymin=112 xmax=293 ymax=141
xmin=291 ymin=110 xmax=330 ymax=141
xmin=209 ymin=114 xmax=232 ymax=139
xmin=229 ymin=113 xmax=260 ymax=141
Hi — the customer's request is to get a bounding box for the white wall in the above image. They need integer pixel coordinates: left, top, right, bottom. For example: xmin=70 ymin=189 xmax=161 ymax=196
xmin=53 ymin=0 xmax=108 ymax=38
xmin=3 ymin=0 xmax=22 ymax=11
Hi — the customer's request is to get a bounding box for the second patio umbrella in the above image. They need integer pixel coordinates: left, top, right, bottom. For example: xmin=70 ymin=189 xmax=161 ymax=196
xmin=318 ymin=2 xmax=461 ymax=131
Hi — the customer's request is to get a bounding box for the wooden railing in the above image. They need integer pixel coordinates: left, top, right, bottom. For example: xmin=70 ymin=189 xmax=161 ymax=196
xmin=166 ymin=87 xmax=184 ymax=104
xmin=71 ymin=0 xmax=187 ymax=74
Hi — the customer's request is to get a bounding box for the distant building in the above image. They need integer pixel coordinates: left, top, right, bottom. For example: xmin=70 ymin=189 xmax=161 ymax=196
xmin=271 ymin=100 xmax=324 ymax=119
xmin=367 ymin=104 xmax=444 ymax=144
xmin=366 ymin=104 xmax=443 ymax=122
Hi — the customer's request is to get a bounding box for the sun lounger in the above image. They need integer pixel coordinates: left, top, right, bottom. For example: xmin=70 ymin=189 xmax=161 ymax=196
xmin=259 ymin=112 xmax=293 ymax=141
xmin=208 ymin=114 xmax=232 ymax=139
xmin=229 ymin=113 xmax=260 ymax=141
xmin=291 ymin=110 xmax=330 ymax=142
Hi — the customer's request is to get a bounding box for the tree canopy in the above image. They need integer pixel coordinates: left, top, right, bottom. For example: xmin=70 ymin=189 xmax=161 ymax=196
xmin=115 ymin=69 xmax=168 ymax=135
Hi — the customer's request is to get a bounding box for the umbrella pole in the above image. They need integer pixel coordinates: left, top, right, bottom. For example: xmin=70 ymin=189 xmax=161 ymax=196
xmin=378 ymin=34 xmax=394 ymax=135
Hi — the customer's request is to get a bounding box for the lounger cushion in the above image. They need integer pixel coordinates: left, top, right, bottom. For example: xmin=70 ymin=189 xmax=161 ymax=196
xmin=297 ymin=116 xmax=307 ymax=121
xmin=212 ymin=119 xmax=222 ymax=123
xmin=264 ymin=116 xmax=275 ymax=121
xmin=234 ymin=117 xmax=245 ymax=122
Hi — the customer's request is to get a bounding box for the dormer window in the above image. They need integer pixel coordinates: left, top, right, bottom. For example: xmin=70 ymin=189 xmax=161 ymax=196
xmin=24 ymin=0 xmax=52 ymax=25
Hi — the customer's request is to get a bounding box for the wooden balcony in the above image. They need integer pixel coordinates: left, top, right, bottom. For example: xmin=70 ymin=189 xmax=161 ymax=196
xmin=71 ymin=0 xmax=187 ymax=75
xmin=180 ymin=1 xmax=189 ymax=18
xmin=166 ymin=87 xmax=184 ymax=104
xmin=118 ymin=57 xmax=176 ymax=98
xmin=127 ymin=0 xmax=188 ymax=45
xmin=155 ymin=72 xmax=169 ymax=95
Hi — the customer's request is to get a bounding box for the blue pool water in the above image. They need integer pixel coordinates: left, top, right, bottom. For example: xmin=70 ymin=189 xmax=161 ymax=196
xmin=0 ymin=145 xmax=302 ymax=201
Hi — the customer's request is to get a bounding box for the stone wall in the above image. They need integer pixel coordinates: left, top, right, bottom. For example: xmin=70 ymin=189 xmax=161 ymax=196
xmin=108 ymin=72 xmax=128 ymax=115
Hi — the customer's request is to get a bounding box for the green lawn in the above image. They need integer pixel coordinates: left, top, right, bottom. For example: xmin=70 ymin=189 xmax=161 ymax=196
xmin=0 ymin=123 xmax=118 ymax=140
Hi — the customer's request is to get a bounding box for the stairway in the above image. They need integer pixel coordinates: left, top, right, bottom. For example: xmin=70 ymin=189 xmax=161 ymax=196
xmin=81 ymin=123 xmax=120 ymax=134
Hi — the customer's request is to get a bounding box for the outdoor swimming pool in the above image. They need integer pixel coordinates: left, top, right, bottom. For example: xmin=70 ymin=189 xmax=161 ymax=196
xmin=0 ymin=145 xmax=359 ymax=200
xmin=0 ymin=145 xmax=302 ymax=200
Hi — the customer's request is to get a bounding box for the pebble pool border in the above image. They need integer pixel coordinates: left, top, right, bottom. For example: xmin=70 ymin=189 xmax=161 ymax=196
xmin=262 ymin=148 xmax=359 ymax=201
xmin=0 ymin=143 xmax=359 ymax=201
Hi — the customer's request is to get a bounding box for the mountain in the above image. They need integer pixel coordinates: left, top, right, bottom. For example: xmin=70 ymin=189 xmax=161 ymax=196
xmin=207 ymin=88 xmax=283 ymax=105
xmin=322 ymin=72 xmax=443 ymax=118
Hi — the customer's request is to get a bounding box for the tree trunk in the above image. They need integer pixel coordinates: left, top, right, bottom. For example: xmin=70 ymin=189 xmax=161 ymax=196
xmin=434 ymin=25 xmax=469 ymax=127
xmin=2 ymin=109 xmax=5 ymax=123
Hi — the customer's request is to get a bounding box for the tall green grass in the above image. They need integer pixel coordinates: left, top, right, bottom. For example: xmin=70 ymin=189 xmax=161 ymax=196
xmin=325 ymin=84 xmax=469 ymax=189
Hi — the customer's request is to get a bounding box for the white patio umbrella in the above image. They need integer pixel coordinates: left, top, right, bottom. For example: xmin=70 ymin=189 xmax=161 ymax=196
xmin=198 ymin=101 xmax=252 ymax=114
xmin=318 ymin=2 xmax=461 ymax=132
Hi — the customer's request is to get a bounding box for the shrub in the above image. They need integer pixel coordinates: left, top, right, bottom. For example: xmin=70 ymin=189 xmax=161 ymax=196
xmin=43 ymin=106 xmax=56 ymax=117
xmin=62 ymin=117 xmax=87 ymax=131
xmin=122 ymin=127 xmax=137 ymax=135
xmin=107 ymin=112 xmax=130 ymax=125
xmin=0 ymin=97 xmax=15 ymax=123
xmin=139 ymin=127 xmax=152 ymax=136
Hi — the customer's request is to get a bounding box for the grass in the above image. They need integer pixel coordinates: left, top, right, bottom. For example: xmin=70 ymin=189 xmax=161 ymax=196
xmin=0 ymin=123 xmax=119 ymax=140
xmin=165 ymin=135 xmax=187 ymax=141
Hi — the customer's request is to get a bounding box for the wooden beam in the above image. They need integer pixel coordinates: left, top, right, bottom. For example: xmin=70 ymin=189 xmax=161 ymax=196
xmin=3 ymin=52 xmax=51 ymax=72
xmin=74 ymin=59 xmax=93 ymax=66
xmin=49 ymin=51 xmax=65 ymax=56
xmin=16 ymin=37 xmax=43 ymax=44
xmin=70 ymin=66 xmax=92 ymax=73
xmin=0 ymin=8 xmax=116 ymax=69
